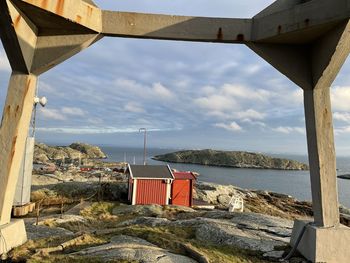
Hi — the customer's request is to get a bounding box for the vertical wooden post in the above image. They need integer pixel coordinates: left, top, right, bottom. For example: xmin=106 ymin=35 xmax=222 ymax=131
xmin=0 ymin=72 xmax=37 ymax=226
xmin=304 ymin=87 xmax=339 ymax=227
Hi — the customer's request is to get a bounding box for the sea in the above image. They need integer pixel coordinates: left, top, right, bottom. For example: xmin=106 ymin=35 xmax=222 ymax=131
xmin=100 ymin=146 xmax=350 ymax=208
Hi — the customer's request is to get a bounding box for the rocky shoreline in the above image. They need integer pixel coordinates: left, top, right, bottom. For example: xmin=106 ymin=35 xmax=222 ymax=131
xmin=34 ymin=142 xmax=107 ymax=164
xmin=153 ymin=149 xmax=309 ymax=170
xmin=9 ymin=144 xmax=345 ymax=262
xmin=11 ymin=168 xmax=350 ymax=262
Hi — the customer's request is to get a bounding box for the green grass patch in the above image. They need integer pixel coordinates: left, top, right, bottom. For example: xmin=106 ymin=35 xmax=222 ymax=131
xmin=96 ymin=225 xmax=269 ymax=263
xmin=80 ymin=202 xmax=116 ymax=218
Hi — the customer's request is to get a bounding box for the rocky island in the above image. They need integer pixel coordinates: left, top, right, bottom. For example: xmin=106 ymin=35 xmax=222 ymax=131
xmin=34 ymin=142 xmax=107 ymax=164
xmin=153 ymin=149 xmax=309 ymax=170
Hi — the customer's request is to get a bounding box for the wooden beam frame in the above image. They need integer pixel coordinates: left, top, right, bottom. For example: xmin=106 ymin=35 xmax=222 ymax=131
xmin=1 ymin=0 xmax=350 ymax=259
xmin=0 ymin=73 xmax=37 ymax=225
xmin=102 ymin=11 xmax=252 ymax=43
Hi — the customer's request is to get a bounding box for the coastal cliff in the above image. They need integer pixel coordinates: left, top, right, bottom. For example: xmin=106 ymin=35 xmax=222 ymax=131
xmin=34 ymin=142 xmax=107 ymax=164
xmin=153 ymin=149 xmax=309 ymax=170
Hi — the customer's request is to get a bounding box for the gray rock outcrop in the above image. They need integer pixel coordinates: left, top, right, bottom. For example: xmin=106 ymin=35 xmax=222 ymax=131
xmin=118 ymin=211 xmax=292 ymax=255
xmin=73 ymin=235 xmax=197 ymax=263
xmin=34 ymin=142 xmax=107 ymax=164
xmin=153 ymin=149 xmax=309 ymax=170
xmin=69 ymin=143 xmax=107 ymax=159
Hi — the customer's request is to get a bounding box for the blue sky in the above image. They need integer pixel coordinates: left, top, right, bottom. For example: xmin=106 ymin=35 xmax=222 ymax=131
xmin=2 ymin=0 xmax=350 ymax=155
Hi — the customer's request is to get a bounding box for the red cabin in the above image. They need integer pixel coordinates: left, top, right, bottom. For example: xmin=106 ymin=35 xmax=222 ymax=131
xmin=80 ymin=166 xmax=93 ymax=172
xmin=172 ymin=171 xmax=196 ymax=207
xmin=128 ymin=165 xmax=174 ymax=205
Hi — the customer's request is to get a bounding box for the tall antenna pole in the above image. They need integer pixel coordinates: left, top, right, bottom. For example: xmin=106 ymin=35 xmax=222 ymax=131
xmin=139 ymin=128 xmax=147 ymax=165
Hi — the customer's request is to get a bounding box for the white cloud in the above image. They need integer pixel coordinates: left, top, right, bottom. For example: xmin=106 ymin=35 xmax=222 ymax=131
xmin=335 ymin=126 xmax=350 ymax=135
xmin=214 ymin=122 xmax=243 ymax=132
xmin=152 ymin=83 xmax=174 ymax=99
xmin=272 ymin=126 xmax=305 ymax=134
xmin=114 ymin=78 xmax=175 ymax=101
xmin=195 ymin=95 xmax=237 ymax=111
xmin=221 ymin=84 xmax=271 ymax=102
xmin=332 ymin=86 xmax=350 ymax=111
xmin=241 ymin=118 xmax=266 ymax=127
xmin=62 ymin=107 xmax=86 ymax=117
xmin=233 ymin=109 xmax=266 ymax=120
xmin=243 ymin=64 xmax=262 ymax=75
xmin=288 ymin=89 xmax=303 ymax=105
xmin=124 ymin=102 xmax=145 ymax=113
xmin=201 ymin=86 xmax=216 ymax=95
xmin=0 ymin=51 xmax=10 ymax=72
xmin=36 ymin=126 xmax=178 ymax=134
xmin=39 ymin=107 xmax=86 ymax=121
xmin=334 ymin=112 xmax=350 ymax=123
xmin=39 ymin=82 xmax=60 ymax=96
xmin=39 ymin=108 xmax=66 ymax=121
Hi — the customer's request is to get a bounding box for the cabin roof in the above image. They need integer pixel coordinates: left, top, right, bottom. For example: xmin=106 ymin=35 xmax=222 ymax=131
xmin=173 ymin=171 xmax=196 ymax=180
xmin=129 ymin=165 xmax=174 ymax=179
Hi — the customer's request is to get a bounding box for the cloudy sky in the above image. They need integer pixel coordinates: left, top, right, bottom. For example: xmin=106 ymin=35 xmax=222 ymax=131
xmin=1 ymin=0 xmax=350 ymax=155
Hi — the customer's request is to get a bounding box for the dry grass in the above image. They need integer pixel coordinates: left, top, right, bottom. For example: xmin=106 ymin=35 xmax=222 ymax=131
xmin=94 ymin=225 xmax=270 ymax=263
xmin=80 ymin=202 xmax=116 ymax=219
xmin=10 ymin=201 xmax=275 ymax=263
xmin=10 ymin=234 xmax=108 ymax=262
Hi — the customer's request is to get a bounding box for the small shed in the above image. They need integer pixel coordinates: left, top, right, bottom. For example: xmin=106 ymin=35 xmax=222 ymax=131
xmin=128 ymin=165 xmax=174 ymax=205
xmin=80 ymin=166 xmax=93 ymax=172
xmin=172 ymin=171 xmax=196 ymax=207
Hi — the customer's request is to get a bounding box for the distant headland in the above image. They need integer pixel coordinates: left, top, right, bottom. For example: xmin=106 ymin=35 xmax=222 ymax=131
xmin=152 ymin=149 xmax=309 ymax=170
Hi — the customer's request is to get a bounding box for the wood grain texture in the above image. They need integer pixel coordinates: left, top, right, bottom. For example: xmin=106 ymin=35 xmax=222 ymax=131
xmin=0 ymin=73 xmax=37 ymax=225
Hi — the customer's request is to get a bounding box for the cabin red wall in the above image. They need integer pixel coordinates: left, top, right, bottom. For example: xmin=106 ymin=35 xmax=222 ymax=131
xmin=172 ymin=179 xmax=192 ymax=207
xmin=135 ymin=179 xmax=168 ymax=205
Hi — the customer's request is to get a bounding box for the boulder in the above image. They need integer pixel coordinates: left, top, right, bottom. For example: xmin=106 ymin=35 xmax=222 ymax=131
xmin=195 ymin=182 xmax=245 ymax=208
xmin=112 ymin=204 xmax=164 ymax=217
xmin=72 ymin=235 xmax=197 ymax=263
xmin=116 ymin=211 xmax=293 ymax=254
xmin=217 ymin=194 xmax=232 ymax=207
xmin=34 ymin=142 xmax=107 ymax=164
xmin=70 ymin=143 xmax=107 ymax=159
xmin=25 ymin=221 xmax=74 ymax=240
xmin=263 ymin=250 xmax=285 ymax=260
xmin=118 ymin=217 xmax=170 ymax=227
xmin=165 ymin=205 xmax=196 ymax=213
xmin=195 ymin=221 xmax=283 ymax=252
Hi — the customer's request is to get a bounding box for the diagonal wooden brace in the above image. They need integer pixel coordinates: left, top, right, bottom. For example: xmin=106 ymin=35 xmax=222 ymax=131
xmin=0 ymin=73 xmax=37 ymax=226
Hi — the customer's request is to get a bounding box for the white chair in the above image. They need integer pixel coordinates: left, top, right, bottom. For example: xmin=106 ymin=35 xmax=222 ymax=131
xmin=228 ymin=196 xmax=244 ymax=212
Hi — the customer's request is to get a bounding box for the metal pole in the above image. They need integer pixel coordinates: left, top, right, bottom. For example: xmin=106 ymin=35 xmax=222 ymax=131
xmin=139 ymin=128 xmax=147 ymax=165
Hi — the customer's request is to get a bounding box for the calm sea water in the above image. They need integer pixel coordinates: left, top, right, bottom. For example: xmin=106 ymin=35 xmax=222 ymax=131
xmin=100 ymin=146 xmax=350 ymax=207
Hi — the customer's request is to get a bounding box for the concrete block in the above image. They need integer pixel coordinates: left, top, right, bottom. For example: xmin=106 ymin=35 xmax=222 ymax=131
xmin=291 ymin=220 xmax=350 ymax=263
xmin=0 ymin=220 xmax=27 ymax=255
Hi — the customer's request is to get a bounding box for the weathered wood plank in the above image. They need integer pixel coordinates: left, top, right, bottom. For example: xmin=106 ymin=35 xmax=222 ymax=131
xmin=20 ymin=0 xmax=102 ymax=33
xmin=302 ymin=20 xmax=350 ymax=227
xmin=0 ymin=73 xmax=37 ymax=225
xmin=304 ymin=87 xmax=339 ymax=227
xmin=0 ymin=0 xmax=28 ymax=73
xmin=31 ymin=33 xmax=102 ymax=75
xmin=102 ymin=11 xmax=252 ymax=43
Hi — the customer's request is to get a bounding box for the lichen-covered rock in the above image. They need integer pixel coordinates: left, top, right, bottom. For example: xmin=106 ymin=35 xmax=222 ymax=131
xmin=117 ymin=212 xmax=293 ymax=254
xmin=69 ymin=143 xmax=107 ymax=159
xmin=25 ymin=220 xmax=74 ymax=240
xmin=34 ymin=142 xmax=107 ymax=164
xmin=73 ymin=235 xmax=197 ymax=263
xmin=153 ymin=149 xmax=309 ymax=170
xmin=195 ymin=182 xmax=246 ymax=208
xmin=112 ymin=204 xmax=164 ymax=217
